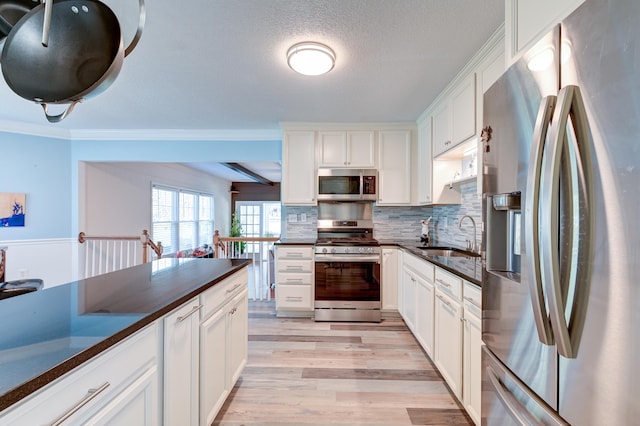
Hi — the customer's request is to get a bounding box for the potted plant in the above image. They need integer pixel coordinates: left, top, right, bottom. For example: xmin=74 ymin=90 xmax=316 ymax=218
xmin=230 ymin=212 xmax=246 ymax=254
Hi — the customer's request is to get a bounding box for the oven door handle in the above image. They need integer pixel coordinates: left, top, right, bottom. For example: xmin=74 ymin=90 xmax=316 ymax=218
xmin=315 ymin=255 xmax=380 ymax=263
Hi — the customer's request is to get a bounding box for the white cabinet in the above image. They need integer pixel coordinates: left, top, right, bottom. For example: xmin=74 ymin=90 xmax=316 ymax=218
xmin=317 ymin=130 xmax=376 ymax=168
xmin=377 ymin=129 xmax=412 ymax=205
xmin=413 ymin=117 xmax=432 ymax=205
xmin=401 ymin=267 xmax=417 ymax=331
xmin=164 ymin=298 xmax=201 ymax=426
xmin=434 ymin=267 xmax=463 ymax=399
xmin=506 ymin=0 xmax=585 ymax=63
xmin=432 ymin=74 xmax=476 ymax=158
xmin=200 ymin=287 xmax=248 ymax=426
xmin=282 ymin=131 xmax=316 ymax=205
xmin=381 ymin=248 xmax=398 ymax=312
xmin=0 ymin=324 xmax=160 ymax=426
xmin=463 ymin=281 xmax=482 ymax=425
xmin=414 ymin=269 xmax=435 ymax=358
xmin=165 ymin=268 xmax=249 ymax=426
xmin=275 ymin=245 xmax=314 ymax=314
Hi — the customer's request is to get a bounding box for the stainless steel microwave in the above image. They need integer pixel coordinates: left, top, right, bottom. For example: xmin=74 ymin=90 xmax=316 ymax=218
xmin=317 ymin=169 xmax=377 ymax=201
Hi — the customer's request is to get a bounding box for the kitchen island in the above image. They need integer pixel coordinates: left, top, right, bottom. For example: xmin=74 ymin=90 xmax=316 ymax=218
xmin=0 ymin=257 xmax=250 ymax=424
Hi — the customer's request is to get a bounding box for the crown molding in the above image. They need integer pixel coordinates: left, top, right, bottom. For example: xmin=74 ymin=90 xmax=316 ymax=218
xmin=0 ymin=121 xmax=283 ymax=142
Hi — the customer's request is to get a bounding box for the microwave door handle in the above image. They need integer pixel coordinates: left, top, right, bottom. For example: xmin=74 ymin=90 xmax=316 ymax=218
xmin=541 ymin=85 xmax=594 ymax=359
xmin=525 ymin=95 xmax=556 ymax=346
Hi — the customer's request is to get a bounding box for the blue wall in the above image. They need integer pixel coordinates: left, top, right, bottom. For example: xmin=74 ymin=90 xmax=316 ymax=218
xmin=0 ymin=132 xmax=72 ymax=239
xmin=1 ymin=132 xmax=281 ymax=240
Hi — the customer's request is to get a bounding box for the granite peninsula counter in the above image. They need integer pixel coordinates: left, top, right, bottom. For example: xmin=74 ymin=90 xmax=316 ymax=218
xmin=0 ymin=257 xmax=250 ymax=412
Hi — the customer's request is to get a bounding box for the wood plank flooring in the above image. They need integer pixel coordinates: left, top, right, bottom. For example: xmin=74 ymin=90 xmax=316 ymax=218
xmin=213 ymin=301 xmax=472 ymax=425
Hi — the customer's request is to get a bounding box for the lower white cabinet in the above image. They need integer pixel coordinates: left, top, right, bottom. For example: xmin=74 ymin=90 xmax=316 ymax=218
xmin=0 ymin=323 xmax=160 ymax=426
xmin=164 ymin=298 xmax=202 ymax=426
xmin=200 ymin=288 xmax=248 ymax=426
xmin=401 ymin=268 xmax=417 ymax=331
xmin=381 ymin=248 xmax=399 ymax=312
xmin=165 ymin=268 xmax=249 ymax=426
xmin=434 ymin=288 xmax=463 ymax=399
xmin=275 ymin=245 xmax=314 ymax=315
xmin=463 ymin=281 xmax=482 ymax=425
xmin=414 ymin=272 xmax=435 ymax=358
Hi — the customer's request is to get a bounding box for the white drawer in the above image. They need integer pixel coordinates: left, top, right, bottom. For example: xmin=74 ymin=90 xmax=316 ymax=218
xmin=463 ymin=281 xmax=482 ymax=317
xmin=434 ymin=267 xmax=463 ymax=301
xmin=276 ymin=285 xmax=313 ymax=310
xmin=200 ymin=269 xmax=247 ymax=320
xmin=276 ymin=246 xmax=313 ymax=260
xmin=276 ymin=259 xmax=313 ymax=274
xmin=403 ymin=251 xmax=435 ymax=282
xmin=275 ymin=272 xmax=312 ymax=286
xmin=0 ymin=323 xmax=159 ymax=425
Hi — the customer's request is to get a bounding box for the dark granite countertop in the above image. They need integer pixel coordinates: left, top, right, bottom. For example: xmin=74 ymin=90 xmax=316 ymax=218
xmin=379 ymin=240 xmax=482 ymax=286
xmin=0 ymin=257 xmax=250 ymax=412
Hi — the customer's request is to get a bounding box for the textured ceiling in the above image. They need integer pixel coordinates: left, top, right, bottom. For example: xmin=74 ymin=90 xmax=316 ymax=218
xmin=0 ymin=0 xmax=504 ymax=135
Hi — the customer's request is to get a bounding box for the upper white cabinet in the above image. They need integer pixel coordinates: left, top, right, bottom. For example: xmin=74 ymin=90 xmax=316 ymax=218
xmin=413 ymin=117 xmax=432 ymax=205
xmin=377 ymin=129 xmax=412 ymax=205
xmin=281 ymin=131 xmax=316 ymax=206
xmin=506 ymin=0 xmax=585 ymax=63
xmin=432 ymin=74 xmax=476 ymax=157
xmin=317 ymin=130 xmax=376 ymax=168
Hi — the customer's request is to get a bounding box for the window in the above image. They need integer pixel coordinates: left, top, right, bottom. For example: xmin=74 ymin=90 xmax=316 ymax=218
xmin=152 ymin=185 xmax=214 ymax=255
xmin=235 ymin=202 xmax=281 ymax=254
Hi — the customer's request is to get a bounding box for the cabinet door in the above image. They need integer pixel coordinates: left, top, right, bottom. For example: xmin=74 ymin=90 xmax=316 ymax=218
xmin=378 ymin=130 xmax=411 ymax=205
xmin=318 ymin=131 xmax=347 ymax=167
xmin=347 ymin=131 xmax=376 ymax=167
xmin=401 ymin=269 xmax=416 ymax=331
xmin=414 ymin=276 xmax=435 ymax=357
xmin=451 ymin=74 xmax=476 ymax=145
xmin=432 ymin=101 xmax=451 ymax=157
xmin=228 ymin=289 xmax=248 ymax=387
xmin=464 ymin=311 xmax=482 ymax=425
xmin=164 ymin=300 xmax=201 ymax=426
xmin=85 ymin=366 xmax=159 ymax=426
xmin=381 ymin=249 xmax=398 ymax=311
xmin=200 ymin=305 xmax=228 ymax=426
xmin=276 ymin=284 xmax=313 ymax=310
xmin=282 ymin=131 xmax=316 ymax=205
xmin=413 ymin=118 xmax=432 ymax=205
xmin=434 ymin=291 xmax=463 ymax=398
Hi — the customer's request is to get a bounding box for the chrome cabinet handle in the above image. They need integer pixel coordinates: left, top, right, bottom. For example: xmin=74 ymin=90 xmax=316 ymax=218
xmin=435 ymin=278 xmax=451 ymax=288
xmin=286 ymin=253 xmax=304 ymax=258
xmin=463 ymin=296 xmax=480 ymax=309
xmin=50 ymin=382 xmax=110 ymax=426
xmin=525 ymin=94 xmax=556 ymax=346
xmin=542 ymin=85 xmax=593 ymax=359
xmin=226 ymin=283 xmax=242 ymax=294
xmin=285 ymin=296 xmax=303 ymax=301
xmin=177 ymin=305 xmax=202 ymax=322
xmin=229 ymin=306 xmax=238 ymax=315
xmin=436 ymin=294 xmax=452 ymax=308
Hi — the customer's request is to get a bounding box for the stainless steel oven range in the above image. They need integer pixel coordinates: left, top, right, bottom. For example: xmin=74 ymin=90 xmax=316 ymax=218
xmin=313 ymin=201 xmax=381 ymax=322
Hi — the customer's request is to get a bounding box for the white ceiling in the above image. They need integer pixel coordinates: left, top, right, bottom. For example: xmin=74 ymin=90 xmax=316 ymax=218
xmin=0 ymin=0 xmax=504 ymax=182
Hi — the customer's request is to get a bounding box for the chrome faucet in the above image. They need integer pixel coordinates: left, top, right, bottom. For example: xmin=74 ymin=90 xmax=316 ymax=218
xmin=459 ymin=215 xmax=478 ymax=253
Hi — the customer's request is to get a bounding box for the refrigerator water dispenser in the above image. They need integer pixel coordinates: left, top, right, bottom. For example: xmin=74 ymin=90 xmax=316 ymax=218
xmin=485 ymin=193 xmax=521 ymax=277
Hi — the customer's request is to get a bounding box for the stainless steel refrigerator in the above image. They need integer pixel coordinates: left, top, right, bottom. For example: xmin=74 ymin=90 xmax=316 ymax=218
xmin=481 ymin=0 xmax=640 ymax=424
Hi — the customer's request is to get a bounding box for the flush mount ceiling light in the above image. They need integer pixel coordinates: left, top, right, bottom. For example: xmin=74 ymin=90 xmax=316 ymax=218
xmin=287 ymin=42 xmax=336 ymax=76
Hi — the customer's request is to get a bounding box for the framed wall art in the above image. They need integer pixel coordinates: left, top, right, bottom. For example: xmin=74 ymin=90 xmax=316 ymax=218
xmin=0 ymin=192 xmax=25 ymax=227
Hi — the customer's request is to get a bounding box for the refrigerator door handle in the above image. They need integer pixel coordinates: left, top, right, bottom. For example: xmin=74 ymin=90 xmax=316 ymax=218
xmin=486 ymin=366 xmax=540 ymax=426
xmin=541 ymin=85 xmax=594 ymax=359
xmin=525 ymin=95 xmax=556 ymax=345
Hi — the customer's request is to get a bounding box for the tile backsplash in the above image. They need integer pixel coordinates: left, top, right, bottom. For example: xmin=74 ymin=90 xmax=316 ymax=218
xmin=282 ymin=180 xmax=482 ymax=247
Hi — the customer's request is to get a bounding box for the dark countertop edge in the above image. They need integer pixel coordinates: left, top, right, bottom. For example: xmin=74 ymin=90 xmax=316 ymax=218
xmin=274 ymin=240 xmax=315 ymax=245
xmin=0 ymin=259 xmax=252 ymax=412
xmin=380 ymin=242 xmax=482 ymax=287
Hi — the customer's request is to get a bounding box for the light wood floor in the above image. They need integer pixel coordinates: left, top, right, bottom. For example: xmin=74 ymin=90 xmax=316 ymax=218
xmin=213 ymin=301 xmax=472 ymax=426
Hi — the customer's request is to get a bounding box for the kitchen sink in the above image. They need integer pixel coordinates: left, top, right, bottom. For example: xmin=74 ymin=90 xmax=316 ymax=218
xmin=416 ymin=246 xmax=480 ymax=258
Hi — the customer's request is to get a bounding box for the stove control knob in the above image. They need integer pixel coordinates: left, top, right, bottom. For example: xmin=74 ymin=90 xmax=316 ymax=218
xmin=344 ymin=248 xmax=350 ymax=253
xmin=322 ymin=248 xmax=328 ymax=254
xmin=358 ymin=247 xmax=365 ymax=253
xmin=331 ymin=248 xmax=337 ymax=254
